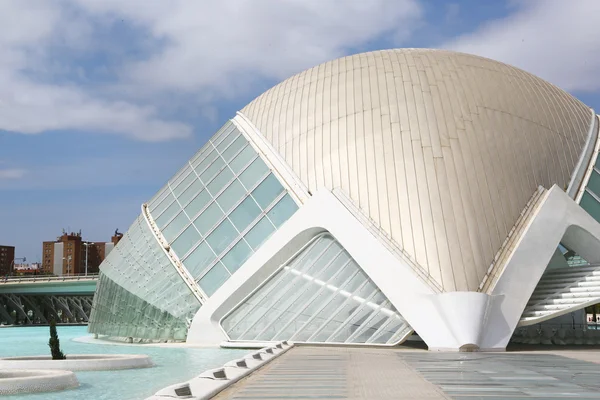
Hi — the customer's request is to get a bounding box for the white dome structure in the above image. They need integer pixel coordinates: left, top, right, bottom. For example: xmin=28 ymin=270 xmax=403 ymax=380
xmin=90 ymin=49 xmax=600 ymax=351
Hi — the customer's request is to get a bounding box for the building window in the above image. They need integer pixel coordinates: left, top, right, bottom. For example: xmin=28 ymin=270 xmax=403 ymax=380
xmin=149 ymin=121 xmax=299 ymax=298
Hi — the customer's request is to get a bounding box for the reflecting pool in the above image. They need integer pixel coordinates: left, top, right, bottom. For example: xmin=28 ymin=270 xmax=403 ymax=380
xmin=0 ymin=326 xmax=247 ymax=400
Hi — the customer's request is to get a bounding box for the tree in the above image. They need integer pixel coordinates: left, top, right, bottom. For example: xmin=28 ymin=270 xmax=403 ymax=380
xmin=48 ymin=319 xmax=66 ymax=360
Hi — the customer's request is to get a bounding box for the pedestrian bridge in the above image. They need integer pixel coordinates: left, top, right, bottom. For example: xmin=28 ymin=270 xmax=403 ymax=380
xmin=0 ymin=274 xmax=98 ymax=325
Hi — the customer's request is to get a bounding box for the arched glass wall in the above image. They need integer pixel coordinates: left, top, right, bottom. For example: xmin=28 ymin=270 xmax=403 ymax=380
xmin=222 ymin=233 xmax=412 ymax=345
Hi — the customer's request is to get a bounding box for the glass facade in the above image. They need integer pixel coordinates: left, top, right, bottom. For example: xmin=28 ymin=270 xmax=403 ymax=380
xmin=88 ymin=215 xmax=201 ymax=340
xmin=222 ymin=233 xmax=412 ymax=345
xmin=90 ymin=120 xmax=299 ymax=340
xmin=579 ymin=155 xmax=600 ymax=223
xmin=146 ymin=121 xmax=298 ymax=297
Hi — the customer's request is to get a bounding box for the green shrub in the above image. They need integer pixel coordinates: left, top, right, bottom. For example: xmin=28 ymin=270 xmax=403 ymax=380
xmin=48 ymin=319 xmax=66 ymax=360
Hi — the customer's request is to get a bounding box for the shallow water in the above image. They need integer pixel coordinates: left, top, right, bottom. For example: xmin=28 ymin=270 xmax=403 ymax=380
xmin=0 ymin=326 xmax=247 ymax=400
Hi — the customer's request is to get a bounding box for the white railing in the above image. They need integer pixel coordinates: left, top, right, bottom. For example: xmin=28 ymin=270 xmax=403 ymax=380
xmin=0 ymin=274 xmax=99 ymax=284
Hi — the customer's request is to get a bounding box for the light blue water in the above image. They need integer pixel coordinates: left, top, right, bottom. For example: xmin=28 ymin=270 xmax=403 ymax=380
xmin=0 ymin=326 xmax=248 ymax=400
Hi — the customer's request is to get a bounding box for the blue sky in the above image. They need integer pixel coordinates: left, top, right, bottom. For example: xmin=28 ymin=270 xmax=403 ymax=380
xmin=1 ymin=0 xmax=599 ymax=263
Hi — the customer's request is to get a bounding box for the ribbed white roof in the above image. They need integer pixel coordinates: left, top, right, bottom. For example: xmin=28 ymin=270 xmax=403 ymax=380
xmin=241 ymin=49 xmax=594 ymax=292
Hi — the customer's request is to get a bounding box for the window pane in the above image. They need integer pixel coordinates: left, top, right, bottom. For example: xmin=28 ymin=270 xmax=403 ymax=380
xmin=244 ymin=216 xmax=275 ymax=250
xmin=151 ymin=192 xmax=175 ymax=216
xmin=162 ymin=212 xmax=190 ymax=243
xmin=211 ymin=122 xmax=236 ymax=147
xmin=193 ymin=203 xmax=223 ymax=235
xmin=207 ymin=168 xmax=234 ymax=196
xmin=216 ymin=132 xmax=239 ymax=153
xmin=178 ymin=178 xmax=204 ymax=206
xmin=185 ymin=190 xmax=211 ymax=219
xmin=216 ymin=180 xmax=246 ymax=213
xmin=581 ymin=191 xmax=600 ymax=223
xmin=183 ymin=242 xmax=215 ymax=278
xmin=267 ymin=194 xmax=298 ymax=227
xmin=172 ymin=171 xmax=196 ymax=197
xmin=155 ymin=200 xmax=181 ymax=229
xmin=149 ymin=186 xmax=170 ymax=210
xmin=200 ymin=157 xmax=224 ymax=184
xmin=189 ymin=144 xmax=210 ymax=166
xmin=587 ymin=171 xmax=600 ymax=196
xmin=229 ymin=146 xmax=257 ymax=174
xmin=252 ymin=174 xmax=284 ymax=209
xmin=199 ymin=263 xmax=230 ymax=297
xmin=206 ymin=219 xmax=238 ymax=256
xmin=222 ymin=135 xmax=247 ymax=162
xmin=222 ymin=240 xmax=252 ymax=274
xmin=171 ymin=225 xmax=201 ymax=257
xmin=239 ymin=158 xmax=269 ymax=190
xmin=193 ymin=149 xmax=218 ymax=174
xmin=229 ymin=197 xmax=261 ymax=232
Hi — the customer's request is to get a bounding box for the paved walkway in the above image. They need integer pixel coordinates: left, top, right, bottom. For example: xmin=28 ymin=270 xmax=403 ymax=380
xmin=214 ymin=346 xmax=449 ymax=399
xmin=216 ymin=346 xmax=600 ymax=399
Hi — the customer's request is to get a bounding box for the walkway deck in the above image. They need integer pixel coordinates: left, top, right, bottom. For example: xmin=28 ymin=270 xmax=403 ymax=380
xmin=215 ymin=346 xmax=600 ymax=399
xmin=214 ymin=346 xmax=449 ymax=400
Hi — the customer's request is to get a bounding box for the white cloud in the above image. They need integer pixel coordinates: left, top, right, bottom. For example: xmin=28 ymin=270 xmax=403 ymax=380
xmin=0 ymin=0 xmax=422 ymax=141
xmin=442 ymin=0 xmax=600 ymax=92
xmin=0 ymin=168 xmax=26 ymax=180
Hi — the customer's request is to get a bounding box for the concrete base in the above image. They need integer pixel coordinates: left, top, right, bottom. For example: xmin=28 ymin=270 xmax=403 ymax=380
xmin=0 ymin=369 xmax=79 ymax=395
xmin=0 ymin=354 xmax=153 ymax=371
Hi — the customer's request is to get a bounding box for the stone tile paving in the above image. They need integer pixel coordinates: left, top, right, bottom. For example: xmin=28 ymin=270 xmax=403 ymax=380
xmin=215 ymin=346 xmax=448 ymax=399
xmin=216 ymin=346 xmax=600 ymax=399
xmin=400 ymin=352 xmax=600 ymax=399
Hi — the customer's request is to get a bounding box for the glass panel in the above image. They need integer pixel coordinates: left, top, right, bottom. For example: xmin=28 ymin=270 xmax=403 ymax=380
xmin=171 ymin=225 xmax=201 ymax=257
xmin=170 ymin=165 xmax=192 ymax=189
xmin=216 ymin=180 xmax=246 ymax=213
xmin=199 ymin=263 xmax=230 ymax=297
xmin=162 ymin=212 xmax=190 ymax=243
xmin=148 ymin=187 xmax=170 ymax=211
xmin=151 ymin=192 xmax=175 ymax=217
xmin=183 ymin=242 xmax=215 ymax=278
xmin=221 ymin=135 xmax=247 ymax=162
xmin=216 ymin=131 xmax=239 ymax=153
xmin=88 ymin=214 xmax=201 ymax=341
xmin=369 ymin=316 xmax=404 ymax=344
xmin=207 ymin=168 xmax=234 ymax=196
xmin=185 ymin=190 xmax=211 ymax=219
xmin=239 ymin=158 xmax=269 ymax=190
xmin=581 ymin=191 xmax=600 ymax=223
xmin=178 ymin=178 xmax=204 ymax=206
xmin=252 ymin=174 xmax=284 ymax=209
xmin=267 ymin=194 xmax=298 ymax=228
xmin=172 ymin=170 xmax=196 ymax=196
xmin=211 ymin=122 xmax=236 ymax=147
xmin=348 ymin=305 xmax=391 ymax=343
xmin=221 ymin=240 xmax=252 ymax=274
xmin=206 ymin=219 xmax=238 ymax=256
xmin=244 ymin=216 xmax=275 ymax=250
xmin=200 ymin=157 xmax=225 ymax=185
xmin=193 ymin=203 xmax=223 ymax=235
xmin=193 ymin=149 xmax=219 ymax=174
xmin=587 ymin=171 xmax=600 ymax=196
xmin=189 ymin=143 xmax=212 ymax=167
xmin=220 ymin=233 xmax=410 ymax=345
xmin=229 ymin=197 xmax=261 ymax=232
xmin=155 ymin=200 xmax=181 ymax=229
xmin=229 ymin=145 xmax=257 ymax=174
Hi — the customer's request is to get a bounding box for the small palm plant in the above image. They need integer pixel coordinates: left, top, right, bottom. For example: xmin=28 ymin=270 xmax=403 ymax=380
xmin=49 ymin=319 xmax=66 ymax=360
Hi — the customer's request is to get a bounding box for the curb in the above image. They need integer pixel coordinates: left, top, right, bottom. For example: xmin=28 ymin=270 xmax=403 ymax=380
xmin=146 ymin=341 xmax=294 ymax=399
